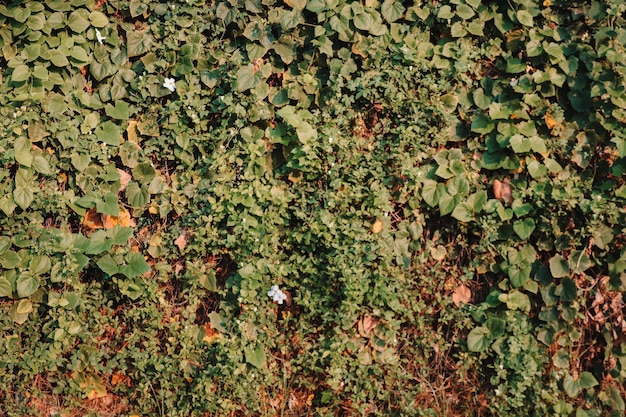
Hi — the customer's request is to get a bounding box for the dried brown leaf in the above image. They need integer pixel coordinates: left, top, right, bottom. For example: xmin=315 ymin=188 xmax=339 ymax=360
xmin=452 ymin=284 xmax=472 ymax=306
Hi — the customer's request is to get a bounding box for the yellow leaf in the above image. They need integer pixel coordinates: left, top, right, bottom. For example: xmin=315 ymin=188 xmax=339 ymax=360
xmin=372 ymin=220 xmax=383 ymax=234
xmin=127 ymin=120 xmax=139 ymax=143
xmin=545 ymin=112 xmax=559 ymax=130
xmin=103 ymin=206 xmax=135 ymax=229
xmin=202 ymin=323 xmax=221 ymax=343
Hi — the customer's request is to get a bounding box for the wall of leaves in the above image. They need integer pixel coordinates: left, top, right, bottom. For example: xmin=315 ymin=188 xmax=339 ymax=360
xmin=1 ymin=0 xmax=625 ymax=415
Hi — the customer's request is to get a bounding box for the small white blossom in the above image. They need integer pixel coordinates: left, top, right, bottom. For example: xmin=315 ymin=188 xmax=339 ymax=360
xmin=163 ymin=77 xmax=176 ymax=92
xmin=95 ymin=28 xmax=106 ymax=45
xmin=267 ymin=285 xmax=287 ymax=305
xmin=510 ymin=78 xmax=518 ymax=87
xmin=328 ymin=137 xmax=333 ymax=143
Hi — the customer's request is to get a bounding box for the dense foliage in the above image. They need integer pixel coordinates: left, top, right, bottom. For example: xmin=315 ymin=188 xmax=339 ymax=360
xmin=1 ymin=0 xmax=625 ymax=415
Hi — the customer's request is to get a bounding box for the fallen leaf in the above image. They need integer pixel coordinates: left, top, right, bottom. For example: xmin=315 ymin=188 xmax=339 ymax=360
xmin=203 ymin=323 xmax=221 ymax=343
xmin=174 ymin=231 xmax=188 ymax=251
xmin=103 ymin=206 xmax=135 ymax=229
xmin=83 ymin=208 xmax=104 ymax=230
xmin=372 ymin=220 xmax=383 ymax=234
xmin=288 ymin=170 xmax=303 ymax=183
xmin=117 ymin=169 xmax=132 ymax=191
xmin=545 ymin=112 xmax=559 ymax=130
xmin=358 ymin=315 xmax=380 ymax=337
xmin=493 ymin=178 xmax=513 ymax=205
xmin=127 ymin=120 xmax=139 ymax=143
xmin=452 ymin=284 xmax=472 ymax=306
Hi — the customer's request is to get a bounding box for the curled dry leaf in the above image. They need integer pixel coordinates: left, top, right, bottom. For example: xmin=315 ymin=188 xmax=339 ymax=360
xmin=452 ymin=284 xmax=472 ymax=306
xmin=358 ymin=315 xmax=380 ymax=337
xmin=493 ymin=178 xmax=513 ymax=205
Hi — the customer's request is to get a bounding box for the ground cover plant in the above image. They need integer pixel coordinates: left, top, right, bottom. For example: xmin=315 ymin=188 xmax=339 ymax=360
xmin=1 ymin=0 xmax=625 ymax=415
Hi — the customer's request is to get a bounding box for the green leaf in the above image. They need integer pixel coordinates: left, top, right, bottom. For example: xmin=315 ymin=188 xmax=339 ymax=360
xmin=500 ymin=289 xmax=531 ymax=311
xmin=70 ymin=46 xmax=89 ymax=63
xmin=199 ymin=270 xmax=217 ymax=291
xmin=471 ymin=113 xmax=495 ymax=134
xmin=557 ymin=277 xmax=578 ymax=301
xmin=105 ymin=101 xmax=130 ymax=120
xmin=97 ymin=254 xmax=119 ymax=275
xmin=13 ymin=186 xmax=34 ymax=210
xmin=11 ymin=64 xmax=30 ymax=82
xmin=16 ymin=274 xmax=39 ymax=298
xmin=456 ymin=4 xmax=475 ymax=20
xmin=236 ymin=64 xmax=262 ymax=92
xmin=550 ymin=255 xmax=569 ymax=278
xmin=95 ymin=121 xmax=121 ymax=146
xmin=96 ymin=193 xmax=120 ymax=216
xmin=127 ymin=29 xmax=152 ymax=58
xmin=513 ymin=218 xmax=535 ymax=240
xmin=245 ymin=345 xmax=266 ymax=368
xmin=563 ymin=373 xmax=581 ymax=398
xmin=50 ymin=52 xmax=70 ymax=67
xmin=467 ymin=326 xmax=490 ymax=352
xmin=510 ymin=134 xmax=531 ymax=153
xmin=0 ymin=277 xmax=12 ymax=297
xmin=516 ymin=10 xmax=533 ymax=27
xmin=126 ymin=183 xmax=150 ymax=208
xmin=1 ymin=251 xmax=21 ymax=269
xmin=89 ymin=11 xmax=109 ymax=27
xmin=552 ymin=349 xmax=570 ymax=368
xmin=68 ymin=10 xmax=90 ymax=32
xmin=30 ymin=255 xmax=51 ymax=275
xmin=579 ymin=372 xmax=599 ymax=389
xmin=506 ymin=58 xmax=526 ymax=73
xmin=14 ymin=137 xmax=33 ymax=167
xmin=421 ymin=180 xmax=441 ymax=207
xmin=568 ymin=250 xmax=593 ymax=274
xmin=381 ymin=0 xmax=405 ymax=23
xmin=119 ymin=252 xmax=150 ymax=278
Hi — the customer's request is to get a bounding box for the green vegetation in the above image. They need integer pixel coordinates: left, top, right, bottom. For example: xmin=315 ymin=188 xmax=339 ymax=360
xmin=1 ymin=0 xmax=625 ymax=415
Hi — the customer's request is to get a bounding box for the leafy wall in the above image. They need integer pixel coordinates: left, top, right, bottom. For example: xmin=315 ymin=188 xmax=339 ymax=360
xmin=1 ymin=0 xmax=625 ymax=415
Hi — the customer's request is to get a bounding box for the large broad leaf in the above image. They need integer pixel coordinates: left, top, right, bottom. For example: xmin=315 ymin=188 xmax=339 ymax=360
xmin=513 ymin=218 xmax=535 ymax=240
xmin=105 ymin=101 xmax=130 ymax=120
xmin=516 ymin=10 xmax=533 ymax=27
xmin=467 ymin=326 xmax=490 ymax=352
xmin=11 ymin=64 xmax=30 ymax=82
xmin=119 ymin=252 xmax=150 ymax=278
xmin=13 ymin=186 xmax=34 ymax=210
xmin=568 ymin=250 xmax=593 ymax=274
xmin=549 ymin=255 xmax=569 ymax=278
xmin=0 ymin=277 xmax=13 ymax=297
xmin=236 ymin=64 xmax=262 ymax=92
xmin=381 ymin=0 xmax=405 ymax=23
xmin=245 ymin=345 xmax=266 ymax=368
xmin=95 ymin=121 xmax=121 ymax=146
xmin=97 ymin=254 xmax=119 ymax=276
xmin=16 ymin=274 xmax=39 ymax=298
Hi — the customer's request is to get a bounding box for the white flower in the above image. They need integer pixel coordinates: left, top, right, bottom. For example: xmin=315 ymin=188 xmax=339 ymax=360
xmin=163 ymin=77 xmax=176 ymax=92
xmin=95 ymin=28 xmax=106 ymax=45
xmin=510 ymin=78 xmax=518 ymax=87
xmin=267 ymin=285 xmax=287 ymax=305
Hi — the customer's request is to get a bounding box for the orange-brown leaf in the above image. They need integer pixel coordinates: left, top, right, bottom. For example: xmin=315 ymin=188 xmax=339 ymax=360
xmin=452 ymin=284 xmax=472 ymax=306
xmin=174 ymin=231 xmax=188 ymax=251
xmin=83 ymin=208 xmax=104 ymax=230
xmin=493 ymin=178 xmax=513 ymax=205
